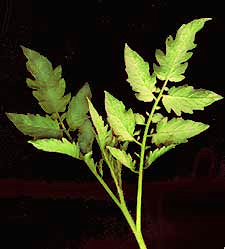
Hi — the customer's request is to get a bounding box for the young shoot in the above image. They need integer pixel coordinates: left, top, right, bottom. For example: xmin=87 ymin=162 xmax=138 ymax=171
xmin=5 ymin=17 xmax=223 ymax=249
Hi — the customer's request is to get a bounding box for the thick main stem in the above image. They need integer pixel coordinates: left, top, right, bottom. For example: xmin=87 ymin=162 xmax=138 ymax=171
xmin=86 ymin=148 xmax=148 ymax=249
xmin=88 ymin=161 xmax=147 ymax=249
xmin=120 ymin=201 xmax=147 ymax=249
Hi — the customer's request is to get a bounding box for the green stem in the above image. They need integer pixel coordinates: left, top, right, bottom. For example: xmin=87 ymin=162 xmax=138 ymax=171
xmin=86 ymin=150 xmax=147 ymax=249
xmin=90 ymin=163 xmax=147 ymax=249
xmin=118 ymin=188 xmax=148 ymax=249
xmin=103 ymin=150 xmax=122 ymax=198
xmin=134 ymin=138 xmax=143 ymax=147
xmin=136 ymin=79 xmax=169 ymax=233
xmin=89 ymin=165 xmax=121 ymax=208
xmin=55 ymin=112 xmax=73 ymax=142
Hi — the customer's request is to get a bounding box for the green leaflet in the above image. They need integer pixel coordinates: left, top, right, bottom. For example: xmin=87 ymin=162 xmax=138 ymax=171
xmin=134 ymin=113 xmax=145 ymax=125
xmin=153 ymin=18 xmax=212 ymax=82
xmin=66 ymin=82 xmax=92 ymax=130
xmin=152 ymin=113 xmax=164 ymax=123
xmin=105 ymin=91 xmax=135 ymax=141
xmin=6 ymin=113 xmax=63 ymax=139
xmin=152 ymin=117 xmax=209 ymax=146
xmin=21 ymin=46 xmax=71 ymax=114
xmin=145 ymin=144 xmax=177 ymax=168
xmin=107 ymin=146 xmax=136 ymax=172
xmin=162 ymin=85 xmax=224 ymax=116
xmin=87 ymin=98 xmax=109 ymax=149
xmin=78 ymin=119 xmax=95 ymax=154
xmin=28 ymin=138 xmax=80 ymax=159
xmin=124 ymin=43 xmax=157 ymax=102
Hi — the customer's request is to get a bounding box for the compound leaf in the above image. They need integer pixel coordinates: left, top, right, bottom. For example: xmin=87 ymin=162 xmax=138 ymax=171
xmin=152 ymin=117 xmax=209 ymax=146
xmin=105 ymin=91 xmax=135 ymax=141
xmin=66 ymin=82 xmax=92 ymax=130
xmin=28 ymin=137 xmax=80 ymax=159
xmin=6 ymin=112 xmax=63 ymax=139
xmin=124 ymin=43 xmax=157 ymax=102
xmin=153 ymin=18 xmax=212 ymax=82
xmin=162 ymin=85 xmax=223 ymax=116
xmin=21 ymin=46 xmax=71 ymax=114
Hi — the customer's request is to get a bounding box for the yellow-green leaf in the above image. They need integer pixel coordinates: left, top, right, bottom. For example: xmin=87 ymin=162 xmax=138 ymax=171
xmin=6 ymin=112 xmax=63 ymax=139
xmin=124 ymin=43 xmax=156 ymax=102
xmin=144 ymin=144 xmax=176 ymax=168
xmin=134 ymin=113 xmax=145 ymax=125
xmin=153 ymin=18 xmax=212 ymax=82
xmin=105 ymin=91 xmax=135 ymax=141
xmin=152 ymin=117 xmax=209 ymax=146
xmin=152 ymin=113 xmax=164 ymax=123
xmin=28 ymin=138 xmax=80 ymax=159
xmin=107 ymin=146 xmax=136 ymax=172
xmin=162 ymin=85 xmax=223 ymax=116
xmin=87 ymin=98 xmax=109 ymax=149
xmin=66 ymin=82 xmax=92 ymax=130
xmin=21 ymin=46 xmax=71 ymax=114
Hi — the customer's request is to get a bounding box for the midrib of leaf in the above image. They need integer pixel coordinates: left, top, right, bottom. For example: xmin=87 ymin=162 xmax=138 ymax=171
xmin=136 ymin=77 xmax=169 ymax=232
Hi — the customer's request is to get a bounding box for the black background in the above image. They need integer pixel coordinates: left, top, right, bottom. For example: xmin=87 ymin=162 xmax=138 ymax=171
xmin=0 ymin=0 xmax=225 ymax=248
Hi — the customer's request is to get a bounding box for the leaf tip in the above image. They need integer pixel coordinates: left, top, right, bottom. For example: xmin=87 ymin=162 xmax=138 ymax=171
xmin=20 ymin=45 xmax=29 ymax=56
xmin=20 ymin=45 xmax=25 ymax=50
xmin=124 ymin=43 xmax=132 ymax=55
xmin=5 ymin=112 xmax=12 ymax=119
xmin=104 ymin=90 xmax=110 ymax=97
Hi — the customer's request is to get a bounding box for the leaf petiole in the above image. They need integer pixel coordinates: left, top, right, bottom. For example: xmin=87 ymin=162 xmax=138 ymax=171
xmin=55 ymin=112 xmax=73 ymax=142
